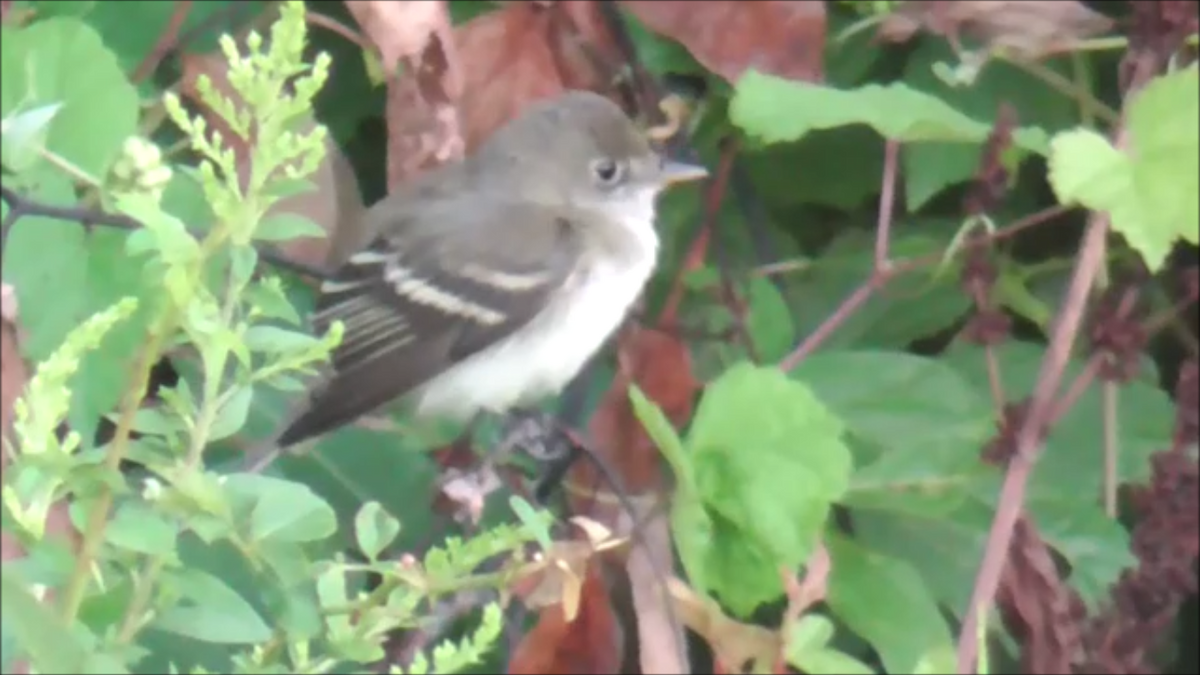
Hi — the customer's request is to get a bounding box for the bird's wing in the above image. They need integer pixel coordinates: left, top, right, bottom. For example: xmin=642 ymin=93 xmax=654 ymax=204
xmin=275 ymin=201 xmax=583 ymax=447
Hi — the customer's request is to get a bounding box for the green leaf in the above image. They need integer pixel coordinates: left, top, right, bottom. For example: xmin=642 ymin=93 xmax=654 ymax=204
xmin=826 ymin=534 xmax=955 ymax=675
xmin=209 ymin=385 xmax=255 ymax=442
xmin=1127 ymin=65 xmax=1199 ymax=248
xmin=785 ymin=614 xmax=879 ymax=675
xmin=1048 ymin=67 xmax=1199 ymax=271
xmin=1 ymin=566 xmax=130 ymax=674
xmin=224 ymin=473 xmax=338 ymax=544
xmin=243 ymin=325 xmax=323 ymax=353
xmin=842 ymin=505 xmax=990 ymax=619
xmin=786 ymin=228 xmax=973 ymax=349
xmin=900 ymin=42 xmax=1076 ymax=209
xmin=153 ymin=569 xmax=273 ymax=644
xmin=628 ymin=384 xmax=693 ymax=490
xmin=1 ymin=177 xmax=159 ymax=443
xmin=0 ymin=102 xmax=63 ymax=171
xmin=355 ymin=500 xmax=401 ymax=561
xmin=793 ymin=648 xmax=877 ymax=675
xmin=254 ymin=213 xmax=327 ymax=242
xmin=682 ymin=362 xmax=851 ymax=615
xmin=1023 ymin=494 xmax=1135 ymax=609
xmin=0 ymin=17 xmax=138 ymax=179
xmin=745 ymin=276 xmax=796 ymax=362
xmin=793 ymin=351 xmax=994 ymax=515
xmin=730 ymin=70 xmax=1048 ymax=152
xmin=104 ymin=501 xmax=179 ymax=558
xmin=1 ymin=173 xmax=89 ymax=358
xmin=943 ymin=341 xmax=1172 ymax=502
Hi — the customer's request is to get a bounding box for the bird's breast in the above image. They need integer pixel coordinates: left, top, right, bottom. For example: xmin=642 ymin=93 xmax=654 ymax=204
xmin=414 ymin=214 xmax=659 ymax=418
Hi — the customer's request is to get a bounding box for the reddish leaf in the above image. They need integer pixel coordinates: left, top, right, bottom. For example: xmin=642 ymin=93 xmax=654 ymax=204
xmin=876 ymin=0 xmax=1113 ymax=59
xmin=347 ymin=1 xmax=467 ymax=187
xmin=508 ymin=563 xmax=624 ymax=674
xmin=452 ymin=1 xmax=621 ymax=150
xmin=572 ymin=325 xmax=698 ymax=522
xmin=344 ymin=0 xmax=449 ymax=70
xmin=623 ymin=0 xmax=826 ymax=83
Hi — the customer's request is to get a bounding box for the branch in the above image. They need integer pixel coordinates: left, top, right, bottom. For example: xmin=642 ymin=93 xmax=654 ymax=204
xmin=0 ymin=184 xmax=331 ymax=281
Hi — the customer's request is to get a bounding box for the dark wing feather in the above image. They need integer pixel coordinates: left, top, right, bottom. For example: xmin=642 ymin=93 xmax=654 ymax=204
xmin=275 ymin=201 xmax=581 ymax=447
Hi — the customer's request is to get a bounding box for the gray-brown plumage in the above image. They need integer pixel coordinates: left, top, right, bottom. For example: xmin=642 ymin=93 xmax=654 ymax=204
xmin=265 ymin=91 xmax=707 ymax=451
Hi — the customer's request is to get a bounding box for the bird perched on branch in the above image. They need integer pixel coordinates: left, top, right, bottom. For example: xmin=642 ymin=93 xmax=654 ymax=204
xmin=248 ymin=91 xmax=707 ymax=467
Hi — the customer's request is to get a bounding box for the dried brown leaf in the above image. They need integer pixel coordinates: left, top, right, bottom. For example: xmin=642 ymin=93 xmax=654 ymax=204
xmin=508 ymin=565 xmax=624 ymax=674
xmin=344 ymin=0 xmax=446 ymax=71
xmin=623 ymin=0 xmax=826 ymax=83
xmin=349 ymin=1 xmax=467 ymax=186
xmin=451 ymin=1 xmax=620 ymax=150
xmin=877 ymin=0 xmax=1113 ymax=59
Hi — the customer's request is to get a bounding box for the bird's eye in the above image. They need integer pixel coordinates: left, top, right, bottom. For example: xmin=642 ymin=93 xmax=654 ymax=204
xmin=591 ymin=157 xmax=624 ymax=185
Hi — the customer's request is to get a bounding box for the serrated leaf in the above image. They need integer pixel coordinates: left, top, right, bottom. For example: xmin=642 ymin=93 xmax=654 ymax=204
xmin=731 ymin=70 xmax=1048 ymax=152
xmin=681 ymin=362 xmax=851 ymax=615
xmin=792 ymin=350 xmax=994 ymax=515
xmin=1049 ymin=67 xmax=1199 ymax=271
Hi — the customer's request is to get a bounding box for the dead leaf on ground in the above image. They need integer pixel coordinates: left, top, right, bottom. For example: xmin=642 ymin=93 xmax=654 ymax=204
xmin=508 ymin=563 xmax=624 ymax=674
xmin=180 ymin=34 xmax=366 ymax=270
xmin=623 ymin=0 xmax=827 ymax=83
xmin=877 ymin=0 xmax=1113 ymax=60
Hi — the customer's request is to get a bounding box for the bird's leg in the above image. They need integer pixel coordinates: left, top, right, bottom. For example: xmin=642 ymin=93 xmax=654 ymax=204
xmin=493 ymin=408 xmax=580 ymax=504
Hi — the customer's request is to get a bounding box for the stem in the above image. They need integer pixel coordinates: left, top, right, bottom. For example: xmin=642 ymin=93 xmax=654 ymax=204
xmin=59 ymin=324 xmax=171 ymax=623
xmin=998 ymin=53 xmax=1119 ymax=126
xmin=115 ymin=556 xmax=167 ymax=643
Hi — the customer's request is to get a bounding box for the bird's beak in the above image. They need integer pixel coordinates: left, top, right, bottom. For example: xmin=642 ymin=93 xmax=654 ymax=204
xmin=659 ymin=159 xmax=709 ymax=186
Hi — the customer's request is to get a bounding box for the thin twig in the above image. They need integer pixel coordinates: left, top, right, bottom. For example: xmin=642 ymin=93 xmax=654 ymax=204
xmin=779 ymin=138 xmax=903 ymax=371
xmin=955 ymin=212 xmax=1110 ymax=672
xmin=0 ymin=184 xmax=331 ymax=280
xmin=132 ymin=0 xmax=193 ymax=83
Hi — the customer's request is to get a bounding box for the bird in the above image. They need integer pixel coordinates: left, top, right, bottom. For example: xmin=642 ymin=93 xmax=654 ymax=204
xmin=254 ymin=91 xmax=707 ymax=461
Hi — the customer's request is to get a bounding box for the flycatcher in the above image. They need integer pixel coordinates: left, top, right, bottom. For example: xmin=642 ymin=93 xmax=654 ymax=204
xmin=262 ymin=91 xmax=707 ymax=455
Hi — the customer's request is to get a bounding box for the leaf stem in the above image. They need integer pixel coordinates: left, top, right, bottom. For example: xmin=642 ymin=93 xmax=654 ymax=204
xmin=58 ymin=322 xmax=170 ymax=623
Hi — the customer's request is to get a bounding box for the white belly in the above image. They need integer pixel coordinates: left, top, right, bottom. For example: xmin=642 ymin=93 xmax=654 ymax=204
xmin=414 ymin=205 xmax=658 ymax=419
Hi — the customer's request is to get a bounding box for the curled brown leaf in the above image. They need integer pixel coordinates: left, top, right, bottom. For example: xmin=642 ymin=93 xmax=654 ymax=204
xmin=623 ymin=0 xmax=827 ymax=83
xmin=877 ymin=0 xmax=1113 ymax=60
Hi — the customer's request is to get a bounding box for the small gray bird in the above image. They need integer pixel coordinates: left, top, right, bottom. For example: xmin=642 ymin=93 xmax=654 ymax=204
xmin=261 ymin=91 xmax=707 ymax=455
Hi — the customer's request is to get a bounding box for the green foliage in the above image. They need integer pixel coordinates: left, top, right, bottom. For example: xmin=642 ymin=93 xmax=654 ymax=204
xmin=635 ymin=363 xmax=852 ymax=616
xmin=1049 ymin=65 xmax=1199 ymax=271
xmin=730 ymin=70 xmax=1049 ymax=152
xmin=0 ymin=4 xmax=516 ymax=673
xmin=2 ymin=0 xmax=1193 ymax=673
